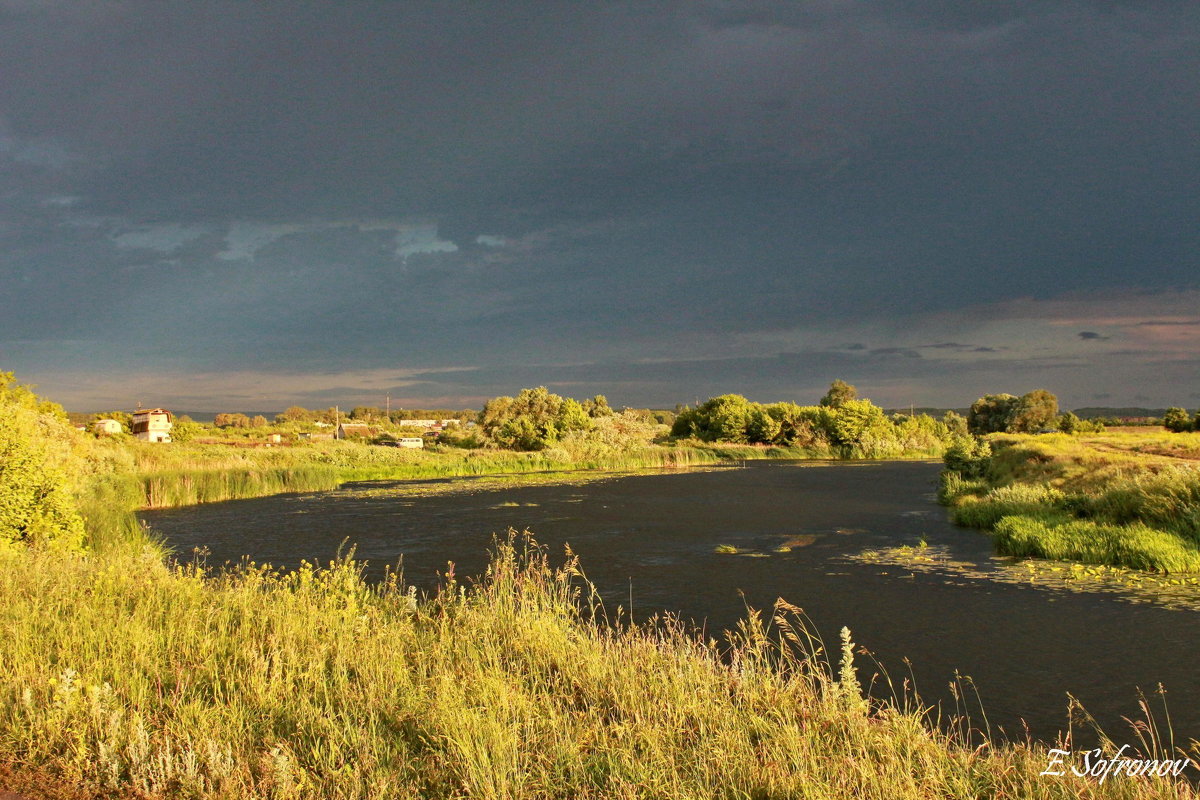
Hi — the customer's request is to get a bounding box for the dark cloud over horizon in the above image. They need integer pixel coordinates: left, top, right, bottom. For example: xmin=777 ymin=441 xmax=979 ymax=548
xmin=1 ymin=1 xmax=1198 ymax=409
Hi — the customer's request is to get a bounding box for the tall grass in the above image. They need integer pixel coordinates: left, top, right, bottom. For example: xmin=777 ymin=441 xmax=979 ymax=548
xmin=116 ymin=444 xmax=722 ymax=512
xmin=993 ymin=515 xmax=1200 ymax=573
xmin=939 ymin=433 xmax=1200 ymax=572
xmin=1082 ymin=469 xmax=1200 ymax=541
xmin=951 ymin=485 xmax=1068 ymax=529
xmin=0 ymin=534 xmax=1190 ymax=799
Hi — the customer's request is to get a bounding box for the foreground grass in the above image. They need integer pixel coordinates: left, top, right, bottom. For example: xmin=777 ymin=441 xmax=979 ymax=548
xmin=1 ymin=535 xmax=1192 ymax=799
xmin=943 ymin=433 xmax=1200 ymax=572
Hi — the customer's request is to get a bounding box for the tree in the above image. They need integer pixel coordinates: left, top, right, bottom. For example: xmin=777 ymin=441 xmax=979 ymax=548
xmin=275 ymin=406 xmax=311 ymax=424
xmin=968 ymin=394 xmax=1018 ymax=435
xmin=214 ymin=412 xmax=251 ymax=429
xmin=767 ymin=402 xmax=827 ymax=448
xmin=942 ymin=410 xmax=969 ymax=438
xmin=1057 ymin=411 xmax=1080 ymax=434
xmin=557 ymin=398 xmax=593 ymax=435
xmin=0 ymin=373 xmax=84 ymax=549
xmin=171 ymin=415 xmax=204 ymax=442
xmin=684 ymin=395 xmax=755 ymax=442
xmin=582 ymin=395 xmax=614 ymax=418
xmin=820 ymin=379 xmax=857 ymax=409
xmin=827 ymin=398 xmax=887 ymax=447
xmin=745 ymin=405 xmax=781 ymax=444
xmin=1164 ymin=407 xmax=1194 ymax=433
xmin=477 ymin=387 xmax=593 ymax=450
xmin=1007 ymin=389 xmax=1059 ymax=433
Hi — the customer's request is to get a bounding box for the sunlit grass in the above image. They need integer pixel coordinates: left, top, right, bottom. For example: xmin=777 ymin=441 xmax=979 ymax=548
xmin=0 ymin=534 xmax=1191 ymax=799
xmin=942 ymin=432 xmax=1200 ymax=573
xmin=993 ymin=515 xmax=1200 ymax=573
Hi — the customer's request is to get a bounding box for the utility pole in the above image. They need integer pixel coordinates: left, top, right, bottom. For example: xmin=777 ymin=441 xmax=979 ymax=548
xmin=386 ymin=395 xmax=390 ymax=417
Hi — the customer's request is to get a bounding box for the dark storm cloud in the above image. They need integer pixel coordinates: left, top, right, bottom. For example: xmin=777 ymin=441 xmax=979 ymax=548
xmin=1077 ymin=331 xmax=1111 ymax=340
xmin=1 ymin=1 xmax=1198 ymax=407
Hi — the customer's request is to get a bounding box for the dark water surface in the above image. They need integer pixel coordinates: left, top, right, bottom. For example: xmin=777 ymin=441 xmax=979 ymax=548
xmin=142 ymin=461 xmax=1199 ymax=746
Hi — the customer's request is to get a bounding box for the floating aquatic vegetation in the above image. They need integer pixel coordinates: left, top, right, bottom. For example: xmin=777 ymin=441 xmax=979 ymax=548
xmin=776 ymin=534 xmax=819 ymax=552
xmin=851 ymin=543 xmax=1200 ymax=612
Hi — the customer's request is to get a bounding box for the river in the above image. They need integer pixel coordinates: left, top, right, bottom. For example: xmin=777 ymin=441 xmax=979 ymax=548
xmin=140 ymin=460 xmax=1200 ymax=747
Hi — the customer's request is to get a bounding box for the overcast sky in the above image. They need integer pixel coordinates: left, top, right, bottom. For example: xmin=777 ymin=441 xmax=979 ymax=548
xmin=2 ymin=1 xmax=1197 ymax=411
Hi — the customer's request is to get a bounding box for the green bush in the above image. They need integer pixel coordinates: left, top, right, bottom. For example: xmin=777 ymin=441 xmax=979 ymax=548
xmin=0 ymin=374 xmax=85 ymax=550
xmin=942 ymin=437 xmax=992 ymax=478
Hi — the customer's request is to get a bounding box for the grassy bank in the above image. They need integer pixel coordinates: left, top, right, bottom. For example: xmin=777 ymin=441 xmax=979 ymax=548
xmin=942 ymin=432 xmax=1200 ymax=572
xmin=1 ymin=534 xmax=1192 ymax=799
xmin=78 ymin=438 xmax=943 ymax=552
xmin=73 ymin=440 xmax=725 ymax=553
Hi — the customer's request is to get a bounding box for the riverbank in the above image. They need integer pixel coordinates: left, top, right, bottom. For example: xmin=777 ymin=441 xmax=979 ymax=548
xmin=77 ymin=440 xmax=732 ymax=552
xmin=2 ymin=533 xmax=1193 ymax=799
xmin=941 ymin=432 xmax=1200 ymax=572
xmin=79 ymin=438 xmax=947 ymax=553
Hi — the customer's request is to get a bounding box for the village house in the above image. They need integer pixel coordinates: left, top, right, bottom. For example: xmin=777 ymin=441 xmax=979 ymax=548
xmin=91 ymin=418 xmax=123 ymax=435
xmin=131 ymin=408 xmax=173 ymax=443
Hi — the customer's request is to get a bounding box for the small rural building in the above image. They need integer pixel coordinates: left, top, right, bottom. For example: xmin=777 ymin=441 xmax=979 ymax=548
xmin=92 ymin=418 xmax=123 ymax=435
xmin=131 ymin=408 xmax=173 ymax=443
xmin=336 ymin=422 xmax=372 ymax=440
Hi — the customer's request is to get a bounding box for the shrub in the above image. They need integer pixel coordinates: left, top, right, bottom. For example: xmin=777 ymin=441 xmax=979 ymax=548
xmin=942 ymin=437 xmax=992 ymax=478
xmin=1164 ymin=407 xmax=1194 ymax=433
xmin=0 ymin=374 xmax=85 ymax=549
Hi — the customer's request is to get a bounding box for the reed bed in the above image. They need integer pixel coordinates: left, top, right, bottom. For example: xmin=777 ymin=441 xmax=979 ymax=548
xmin=0 ymin=534 xmax=1191 ymax=799
xmin=90 ymin=444 xmax=720 ymax=515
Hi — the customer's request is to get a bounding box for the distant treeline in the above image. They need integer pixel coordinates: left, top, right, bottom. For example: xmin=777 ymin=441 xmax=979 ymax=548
xmin=668 ymin=381 xmax=959 ymax=458
xmin=274 ymin=405 xmax=477 ymax=425
xmin=71 ymin=385 xmax=1200 ymax=450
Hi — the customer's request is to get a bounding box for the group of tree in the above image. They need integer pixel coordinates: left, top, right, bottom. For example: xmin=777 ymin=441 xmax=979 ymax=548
xmin=967 ymin=390 xmax=1059 ymax=434
xmin=272 ymin=405 xmax=475 ymax=427
xmin=966 ymin=390 xmax=1103 ymax=435
xmin=669 ymin=382 xmax=955 ymax=457
xmin=1164 ymin=407 xmax=1200 ymax=433
xmin=214 ymin=412 xmax=269 ymax=429
xmin=476 ymin=388 xmax=615 ymax=450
